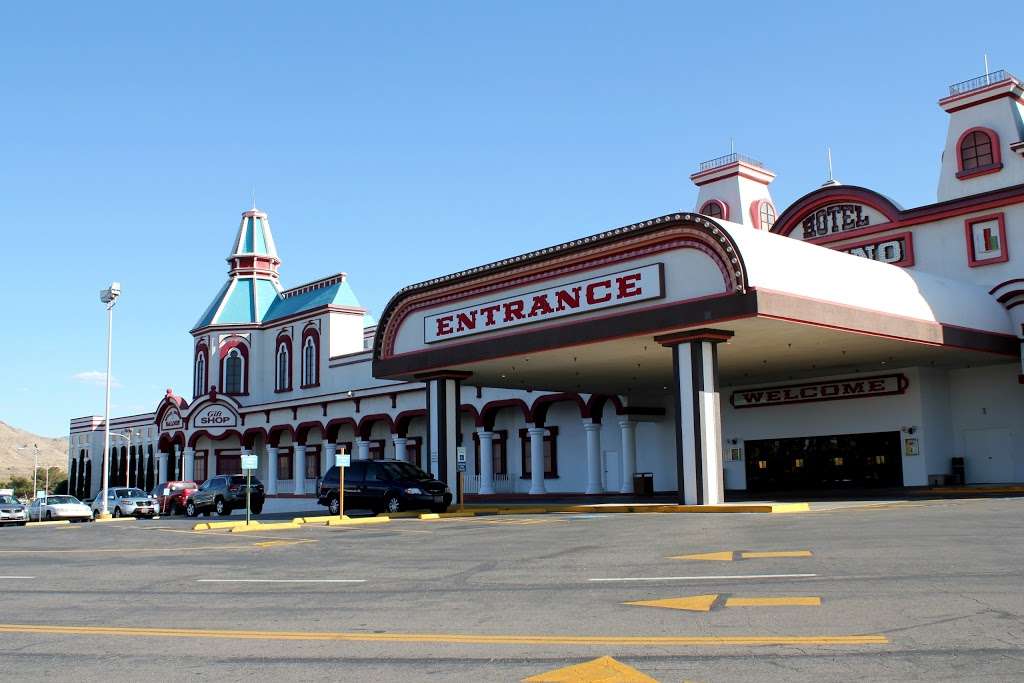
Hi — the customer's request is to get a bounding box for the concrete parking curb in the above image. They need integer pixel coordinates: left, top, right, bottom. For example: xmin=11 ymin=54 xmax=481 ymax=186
xmin=326 ymin=516 xmax=391 ymax=527
xmin=461 ymin=502 xmax=811 ymax=515
xmin=229 ymin=522 xmax=300 ymax=533
xmin=94 ymin=517 xmax=137 ymax=523
xmin=193 ymin=520 xmax=260 ymax=531
xmin=418 ymin=511 xmax=476 ymax=520
xmin=25 ymin=520 xmax=71 ymax=527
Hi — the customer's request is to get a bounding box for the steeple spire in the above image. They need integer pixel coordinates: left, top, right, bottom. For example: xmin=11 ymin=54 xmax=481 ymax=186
xmin=228 ymin=208 xmax=280 ymax=279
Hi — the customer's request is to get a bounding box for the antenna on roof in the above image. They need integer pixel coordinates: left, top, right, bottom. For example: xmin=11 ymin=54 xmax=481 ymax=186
xmin=251 ymin=185 xmax=257 ymax=211
xmin=821 ymin=146 xmax=841 ymax=187
xmin=984 ymin=53 xmax=990 ymax=84
xmin=730 ymin=137 xmax=735 ymax=155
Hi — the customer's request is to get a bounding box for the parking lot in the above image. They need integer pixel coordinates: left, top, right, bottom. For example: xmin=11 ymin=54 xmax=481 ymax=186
xmin=2 ymin=496 xmax=1024 ymax=681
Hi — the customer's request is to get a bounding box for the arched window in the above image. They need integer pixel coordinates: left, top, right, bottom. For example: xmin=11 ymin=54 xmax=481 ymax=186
xmin=225 ymin=348 xmax=244 ymax=394
xmin=957 ymin=127 xmax=1001 ymax=178
xmin=276 ymin=342 xmax=291 ymax=391
xmin=750 ymin=199 xmax=777 ymax=230
xmin=194 ymin=351 xmax=207 ymax=397
xmin=700 ymin=199 xmax=728 ymax=220
xmin=301 ymin=328 xmax=320 ymax=388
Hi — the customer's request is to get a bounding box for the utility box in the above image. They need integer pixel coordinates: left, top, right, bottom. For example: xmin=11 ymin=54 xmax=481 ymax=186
xmin=950 ymin=457 xmax=965 ymax=486
xmin=633 ymin=472 xmax=654 ymax=497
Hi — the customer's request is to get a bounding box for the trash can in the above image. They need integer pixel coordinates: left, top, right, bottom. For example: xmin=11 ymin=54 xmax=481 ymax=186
xmin=950 ymin=457 xmax=965 ymax=486
xmin=633 ymin=472 xmax=654 ymax=497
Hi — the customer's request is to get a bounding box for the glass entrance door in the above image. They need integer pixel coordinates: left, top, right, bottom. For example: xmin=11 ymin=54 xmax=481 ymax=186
xmin=745 ymin=431 xmax=903 ymax=492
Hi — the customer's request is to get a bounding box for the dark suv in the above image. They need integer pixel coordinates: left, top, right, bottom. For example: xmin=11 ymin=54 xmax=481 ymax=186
xmin=318 ymin=460 xmax=451 ymax=515
xmin=185 ymin=475 xmax=265 ymax=517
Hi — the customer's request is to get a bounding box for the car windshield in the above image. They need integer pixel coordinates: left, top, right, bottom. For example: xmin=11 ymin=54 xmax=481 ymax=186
xmin=230 ymin=475 xmax=261 ymax=485
xmin=115 ymin=488 xmax=147 ymax=498
xmin=45 ymin=496 xmax=78 ymax=505
xmin=377 ymin=462 xmax=432 ymax=481
xmin=171 ymin=482 xmax=197 ymax=491
xmin=0 ymin=495 xmax=18 ymax=505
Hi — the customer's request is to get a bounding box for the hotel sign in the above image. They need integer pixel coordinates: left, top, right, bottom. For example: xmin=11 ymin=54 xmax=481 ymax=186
xmin=424 ymin=264 xmax=664 ymax=343
xmin=801 ymin=203 xmax=885 ymax=239
xmin=731 ymin=374 xmax=908 ymax=409
xmin=159 ymin=408 xmax=183 ymax=432
xmin=192 ymin=403 xmax=239 ymax=430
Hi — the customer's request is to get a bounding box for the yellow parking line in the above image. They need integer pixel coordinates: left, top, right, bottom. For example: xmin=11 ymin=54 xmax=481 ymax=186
xmin=724 ymin=597 xmax=821 ymax=607
xmin=0 ymin=623 xmax=887 ymax=646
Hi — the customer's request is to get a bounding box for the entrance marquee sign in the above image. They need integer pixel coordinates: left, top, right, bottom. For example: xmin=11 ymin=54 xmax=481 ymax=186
xmin=192 ymin=403 xmax=239 ymax=429
xmin=730 ymin=374 xmax=908 ymax=409
xmin=842 ymin=232 xmax=914 ymax=268
xmin=159 ymin=407 xmax=183 ymax=432
xmin=800 ymin=203 xmax=886 ymax=239
xmin=424 ymin=264 xmax=664 ymax=343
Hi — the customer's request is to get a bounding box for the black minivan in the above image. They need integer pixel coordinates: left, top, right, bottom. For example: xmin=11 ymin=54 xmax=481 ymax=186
xmin=318 ymin=460 xmax=451 ymax=515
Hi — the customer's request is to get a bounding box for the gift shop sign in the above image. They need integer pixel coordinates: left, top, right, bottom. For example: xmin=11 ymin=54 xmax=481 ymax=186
xmin=731 ymin=374 xmax=908 ymax=409
xmin=424 ymin=264 xmax=664 ymax=343
xmin=192 ymin=403 xmax=239 ymax=429
xmin=159 ymin=408 xmax=183 ymax=432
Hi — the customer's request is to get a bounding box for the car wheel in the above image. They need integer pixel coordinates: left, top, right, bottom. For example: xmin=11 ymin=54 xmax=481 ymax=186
xmin=328 ymin=496 xmax=340 ymax=516
xmin=251 ymin=503 xmax=263 ymax=515
xmin=215 ymin=498 xmax=229 ymax=516
xmin=17 ymin=522 xmax=27 ymax=527
xmin=384 ymin=494 xmax=401 ymax=514
xmin=45 ymin=510 xmax=53 ymax=520
xmin=185 ymin=501 xmax=198 ymax=517
xmin=172 ymin=503 xmax=182 ymax=516
xmin=113 ymin=507 xmax=122 ymax=518
xmin=430 ymin=504 xmax=449 ymax=514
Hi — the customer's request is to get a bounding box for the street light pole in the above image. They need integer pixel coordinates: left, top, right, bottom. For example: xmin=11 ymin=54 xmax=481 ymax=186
xmin=99 ymin=282 xmax=121 ymax=520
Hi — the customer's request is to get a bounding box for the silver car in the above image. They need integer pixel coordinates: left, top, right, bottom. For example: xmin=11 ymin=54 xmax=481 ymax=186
xmin=0 ymin=494 xmax=27 ymax=526
xmin=90 ymin=487 xmax=159 ymax=518
xmin=27 ymin=495 xmax=93 ymax=522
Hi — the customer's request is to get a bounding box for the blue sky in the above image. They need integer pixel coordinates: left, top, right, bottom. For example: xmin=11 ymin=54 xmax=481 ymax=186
xmin=0 ymin=1 xmax=1016 ymax=437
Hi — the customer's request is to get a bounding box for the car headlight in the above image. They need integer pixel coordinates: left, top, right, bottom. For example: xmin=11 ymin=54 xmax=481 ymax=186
xmin=404 ymin=487 xmax=424 ymax=495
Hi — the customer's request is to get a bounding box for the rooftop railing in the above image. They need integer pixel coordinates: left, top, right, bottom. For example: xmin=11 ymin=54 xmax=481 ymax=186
xmin=948 ymin=70 xmax=1016 ymax=97
xmin=697 ymin=152 xmax=764 ymax=173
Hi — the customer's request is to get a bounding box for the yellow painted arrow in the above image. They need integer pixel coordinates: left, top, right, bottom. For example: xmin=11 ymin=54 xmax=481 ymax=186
xmin=668 ymin=550 xmax=812 ymax=561
xmin=523 ymin=655 xmax=659 ymax=682
xmin=623 ymin=594 xmax=719 ymax=612
xmin=668 ymin=551 xmax=734 ymax=561
xmin=625 ymin=595 xmax=821 ymax=612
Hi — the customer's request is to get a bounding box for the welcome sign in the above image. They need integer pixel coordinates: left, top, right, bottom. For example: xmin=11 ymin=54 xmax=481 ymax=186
xmin=731 ymin=374 xmax=908 ymax=408
xmin=424 ymin=264 xmax=664 ymax=343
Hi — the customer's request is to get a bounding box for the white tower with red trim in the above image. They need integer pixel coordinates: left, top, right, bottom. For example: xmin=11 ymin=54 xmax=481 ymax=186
xmin=690 ymin=153 xmax=779 ymax=230
xmin=937 ymin=69 xmax=1024 ymax=202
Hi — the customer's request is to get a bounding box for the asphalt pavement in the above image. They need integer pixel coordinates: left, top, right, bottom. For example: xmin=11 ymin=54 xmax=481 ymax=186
xmin=1 ymin=496 xmax=1023 ymax=681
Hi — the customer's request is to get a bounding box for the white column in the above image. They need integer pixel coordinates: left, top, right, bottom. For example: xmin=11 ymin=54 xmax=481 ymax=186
xmin=208 ymin=451 xmax=218 ymax=477
xmin=584 ymin=421 xmax=603 ymax=494
xmin=528 ymin=426 xmax=546 ymax=495
xmin=669 ymin=337 xmax=728 ymax=506
xmin=265 ymin=446 xmax=278 ymax=495
xmin=183 ymin=447 xmax=195 ymax=483
xmin=619 ymin=419 xmax=637 ymax=494
xmin=424 ymin=375 xmax=463 ymax=486
xmin=323 ymin=443 xmax=336 ymax=474
xmin=157 ymin=452 xmax=168 ymax=484
xmin=293 ymin=444 xmax=306 ymax=494
xmin=392 ymin=436 xmax=408 ymax=462
xmin=477 ymin=428 xmax=495 ymax=495
xmin=356 ymin=439 xmax=370 ymax=461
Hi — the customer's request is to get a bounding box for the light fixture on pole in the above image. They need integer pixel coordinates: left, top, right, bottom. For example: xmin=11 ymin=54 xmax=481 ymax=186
xmin=15 ymin=444 xmax=38 ymax=499
xmin=98 ymin=282 xmax=121 ymax=520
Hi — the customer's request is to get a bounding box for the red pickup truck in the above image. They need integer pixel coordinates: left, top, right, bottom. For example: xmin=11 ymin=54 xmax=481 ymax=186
xmin=152 ymin=481 xmax=199 ymax=515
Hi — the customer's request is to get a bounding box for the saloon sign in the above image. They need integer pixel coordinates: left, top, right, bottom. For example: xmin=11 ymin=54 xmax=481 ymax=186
xmin=731 ymin=374 xmax=908 ymax=409
xmin=424 ymin=264 xmax=664 ymax=343
xmin=192 ymin=403 xmax=239 ymax=430
xmin=159 ymin=408 xmax=183 ymax=432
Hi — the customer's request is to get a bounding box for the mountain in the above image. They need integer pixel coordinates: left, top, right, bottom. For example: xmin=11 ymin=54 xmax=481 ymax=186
xmin=0 ymin=421 xmax=68 ymax=481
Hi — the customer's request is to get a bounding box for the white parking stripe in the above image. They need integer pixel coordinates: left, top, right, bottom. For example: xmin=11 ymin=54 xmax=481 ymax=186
xmin=0 ymin=576 xmax=34 ymax=579
xmin=195 ymin=579 xmax=366 ymax=583
xmin=588 ymin=573 xmax=817 ymax=582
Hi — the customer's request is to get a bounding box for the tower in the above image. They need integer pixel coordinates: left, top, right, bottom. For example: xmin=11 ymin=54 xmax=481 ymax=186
xmin=937 ymin=69 xmax=1024 ymax=202
xmin=690 ymin=153 xmax=779 ymax=230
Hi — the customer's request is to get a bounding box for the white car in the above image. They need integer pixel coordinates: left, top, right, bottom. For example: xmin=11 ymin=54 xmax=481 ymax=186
xmin=27 ymin=495 xmax=93 ymax=522
xmin=90 ymin=487 xmax=159 ymax=518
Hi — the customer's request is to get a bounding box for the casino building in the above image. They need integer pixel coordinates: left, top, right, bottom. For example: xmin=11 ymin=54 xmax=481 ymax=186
xmin=69 ymin=68 xmax=1024 ymax=504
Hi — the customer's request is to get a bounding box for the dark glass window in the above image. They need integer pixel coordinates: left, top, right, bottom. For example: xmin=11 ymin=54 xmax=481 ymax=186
xmin=701 ymin=201 xmax=724 ymax=219
xmin=961 ymin=131 xmax=994 ymax=171
xmin=225 ymin=350 xmax=243 ymax=394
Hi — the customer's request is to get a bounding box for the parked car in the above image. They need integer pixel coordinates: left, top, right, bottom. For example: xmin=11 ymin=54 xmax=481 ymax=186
xmin=185 ymin=475 xmax=265 ymax=517
xmin=151 ymin=481 xmax=199 ymax=515
xmin=27 ymin=495 xmax=92 ymax=522
xmin=318 ymin=460 xmax=451 ymax=515
xmin=90 ymin=487 xmax=159 ymax=518
xmin=0 ymin=494 xmax=27 ymax=526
